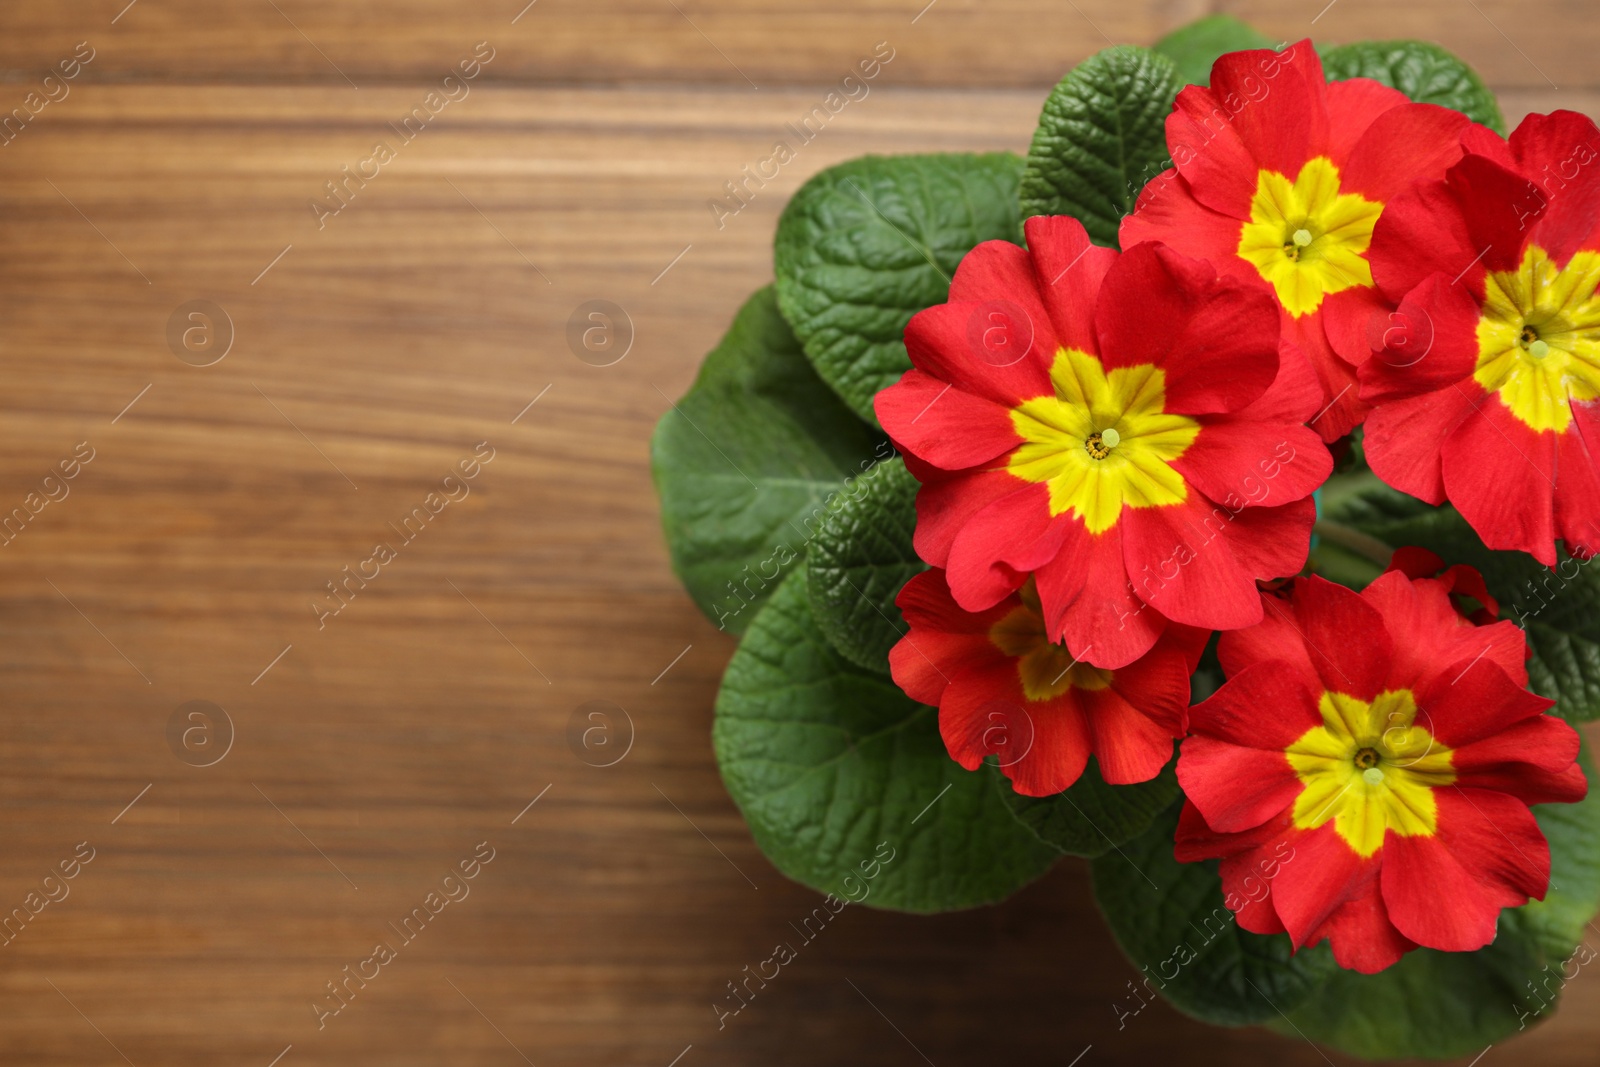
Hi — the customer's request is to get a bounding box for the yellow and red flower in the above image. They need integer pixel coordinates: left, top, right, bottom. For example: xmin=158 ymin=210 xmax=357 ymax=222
xmin=1120 ymin=40 xmax=1473 ymax=442
xmin=1356 ymin=111 xmax=1600 ymax=565
xmin=1175 ymin=569 xmax=1587 ymax=974
xmin=874 ymin=215 xmax=1330 ymax=670
xmin=890 ymin=569 xmax=1207 ymax=796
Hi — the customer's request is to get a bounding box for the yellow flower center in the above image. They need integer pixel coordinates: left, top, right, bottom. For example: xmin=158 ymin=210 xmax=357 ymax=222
xmin=1237 ymin=156 xmax=1382 ymax=318
xmin=1285 ymin=690 xmax=1456 ymax=858
xmin=1475 ymin=245 xmax=1600 ymax=433
xmin=989 ymin=581 xmax=1112 ymax=701
xmin=1006 ymin=348 xmax=1199 ymax=535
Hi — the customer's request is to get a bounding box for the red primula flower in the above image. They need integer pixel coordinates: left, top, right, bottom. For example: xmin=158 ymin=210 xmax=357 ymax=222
xmin=1120 ymin=39 xmax=1473 ymax=442
xmin=874 ymin=215 xmax=1330 ymax=670
xmin=1354 ymin=111 xmax=1600 ymax=565
xmin=1176 ymin=570 xmax=1587 ymax=974
xmin=889 ymin=569 xmax=1207 ymax=796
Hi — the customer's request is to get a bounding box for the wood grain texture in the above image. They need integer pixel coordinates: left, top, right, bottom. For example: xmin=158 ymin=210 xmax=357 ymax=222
xmin=0 ymin=5 xmax=1596 ymax=1065
xmin=0 ymin=0 xmax=1593 ymax=89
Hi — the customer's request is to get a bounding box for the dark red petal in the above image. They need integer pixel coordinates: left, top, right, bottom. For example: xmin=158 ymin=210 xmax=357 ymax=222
xmin=1341 ymin=101 xmax=1469 ymax=202
xmin=1381 ymin=787 xmax=1549 ymax=952
xmin=940 ymin=660 xmax=1097 ymax=797
xmin=1386 ymin=546 xmax=1445 ymax=579
xmin=1035 ymin=521 xmax=1169 ymax=670
xmin=1174 ymin=800 xmax=1293 ymax=863
xmin=1093 ymin=243 xmax=1278 ymax=415
xmin=874 ymin=368 xmax=1023 ymax=471
xmin=1322 ymin=283 xmax=1392 ymax=370
xmin=1357 ymin=273 xmax=1483 ymax=404
xmin=1442 ymin=395 xmax=1559 ymax=566
xmin=1360 ymin=569 xmax=1529 ymax=690
xmin=1443 ymin=153 xmax=1545 ymax=275
xmin=1219 ymin=849 xmax=1292 ymax=935
xmin=1363 ymin=385 xmax=1479 ymax=505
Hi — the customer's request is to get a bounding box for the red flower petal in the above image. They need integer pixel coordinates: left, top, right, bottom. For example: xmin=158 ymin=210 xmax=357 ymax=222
xmin=911 ymin=467 xmax=1022 ymax=569
xmin=1188 ymin=659 xmax=1323 ymax=751
xmin=944 ymin=482 xmax=1068 ymax=611
xmin=1023 ymin=215 xmax=1117 ymax=348
xmin=1360 ymin=569 xmax=1529 ymax=690
xmin=1341 ymin=101 xmax=1469 ymax=202
xmin=1221 ymin=576 xmax=1393 ymax=700
xmin=1357 ymin=272 xmax=1483 ymax=404
xmin=1285 ymin=312 xmax=1366 ymax=442
xmin=1269 ymin=823 xmax=1367 ymax=951
xmin=1556 ymin=402 xmax=1600 ymax=557
xmin=1171 ymin=415 xmax=1331 ymax=512
xmin=1034 ymin=521 xmax=1170 ymax=670
xmin=1118 ymin=171 xmax=1248 ymax=272
xmin=875 ymin=368 xmax=1022 ymax=471
xmin=1306 ymin=867 xmax=1417 ymax=974
xmin=889 ymin=569 xmax=1009 ymax=706
xmin=1451 ymin=715 xmax=1588 ymax=805
xmin=1081 ymin=686 xmax=1181 ymax=785
xmin=1506 ymin=110 xmax=1600 ymax=263
xmin=1322 ymin=77 xmax=1411 ymax=166
xmin=1120 ymin=496 xmax=1270 ymax=631
xmin=1414 ymin=652 xmax=1555 ymax=749
xmin=1179 ymin=735 xmax=1303 ymax=835
xmin=1363 ymin=384 xmax=1479 ymax=504
xmin=900 ymin=299 xmax=1054 ymax=412
xmin=1366 ymin=177 xmax=1480 ymax=303
xmin=1380 ymin=788 xmax=1549 ymax=952
xmin=1093 ymin=243 xmax=1279 ymax=415
xmin=1441 ymin=396 xmax=1559 ymax=565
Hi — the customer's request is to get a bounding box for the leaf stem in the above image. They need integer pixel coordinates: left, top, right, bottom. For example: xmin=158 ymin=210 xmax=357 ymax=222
xmin=1314 ymin=519 xmax=1394 ymax=568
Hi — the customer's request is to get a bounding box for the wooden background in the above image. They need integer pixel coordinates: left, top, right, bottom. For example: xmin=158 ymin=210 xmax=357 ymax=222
xmin=0 ymin=1 xmax=1594 ymax=1064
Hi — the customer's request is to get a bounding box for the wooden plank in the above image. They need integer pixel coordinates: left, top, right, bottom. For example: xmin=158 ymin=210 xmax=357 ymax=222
xmin=0 ymin=0 xmax=1592 ymax=91
xmin=1 ymin=71 xmax=1596 ymax=1067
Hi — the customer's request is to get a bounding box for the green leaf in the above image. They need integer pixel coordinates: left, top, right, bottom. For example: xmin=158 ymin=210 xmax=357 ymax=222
xmin=1320 ymin=40 xmax=1506 ymax=135
xmin=1280 ymin=746 xmax=1600 ymax=1058
xmin=714 ymin=562 xmax=1059 ymax=912
xmin=1321 ymin=476 xmax=1600 ymax=723
xmin=773 ymin=153 xmax=1026 ymax=424
xmin=651 ymin=286 xmax=887 ymax=635
xmin=1002 ymin=756 xmax=1181 ymax=858
xmin=1153 ymin=15 xmax=1274 ymax=86
xmin=1019 ymin=46 xmax=1184 ymax=248
xmin=1091 ymin=802 xmax=1338 ymax=1026
xmin=806 ymin=455 xmax=925 ymax=672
